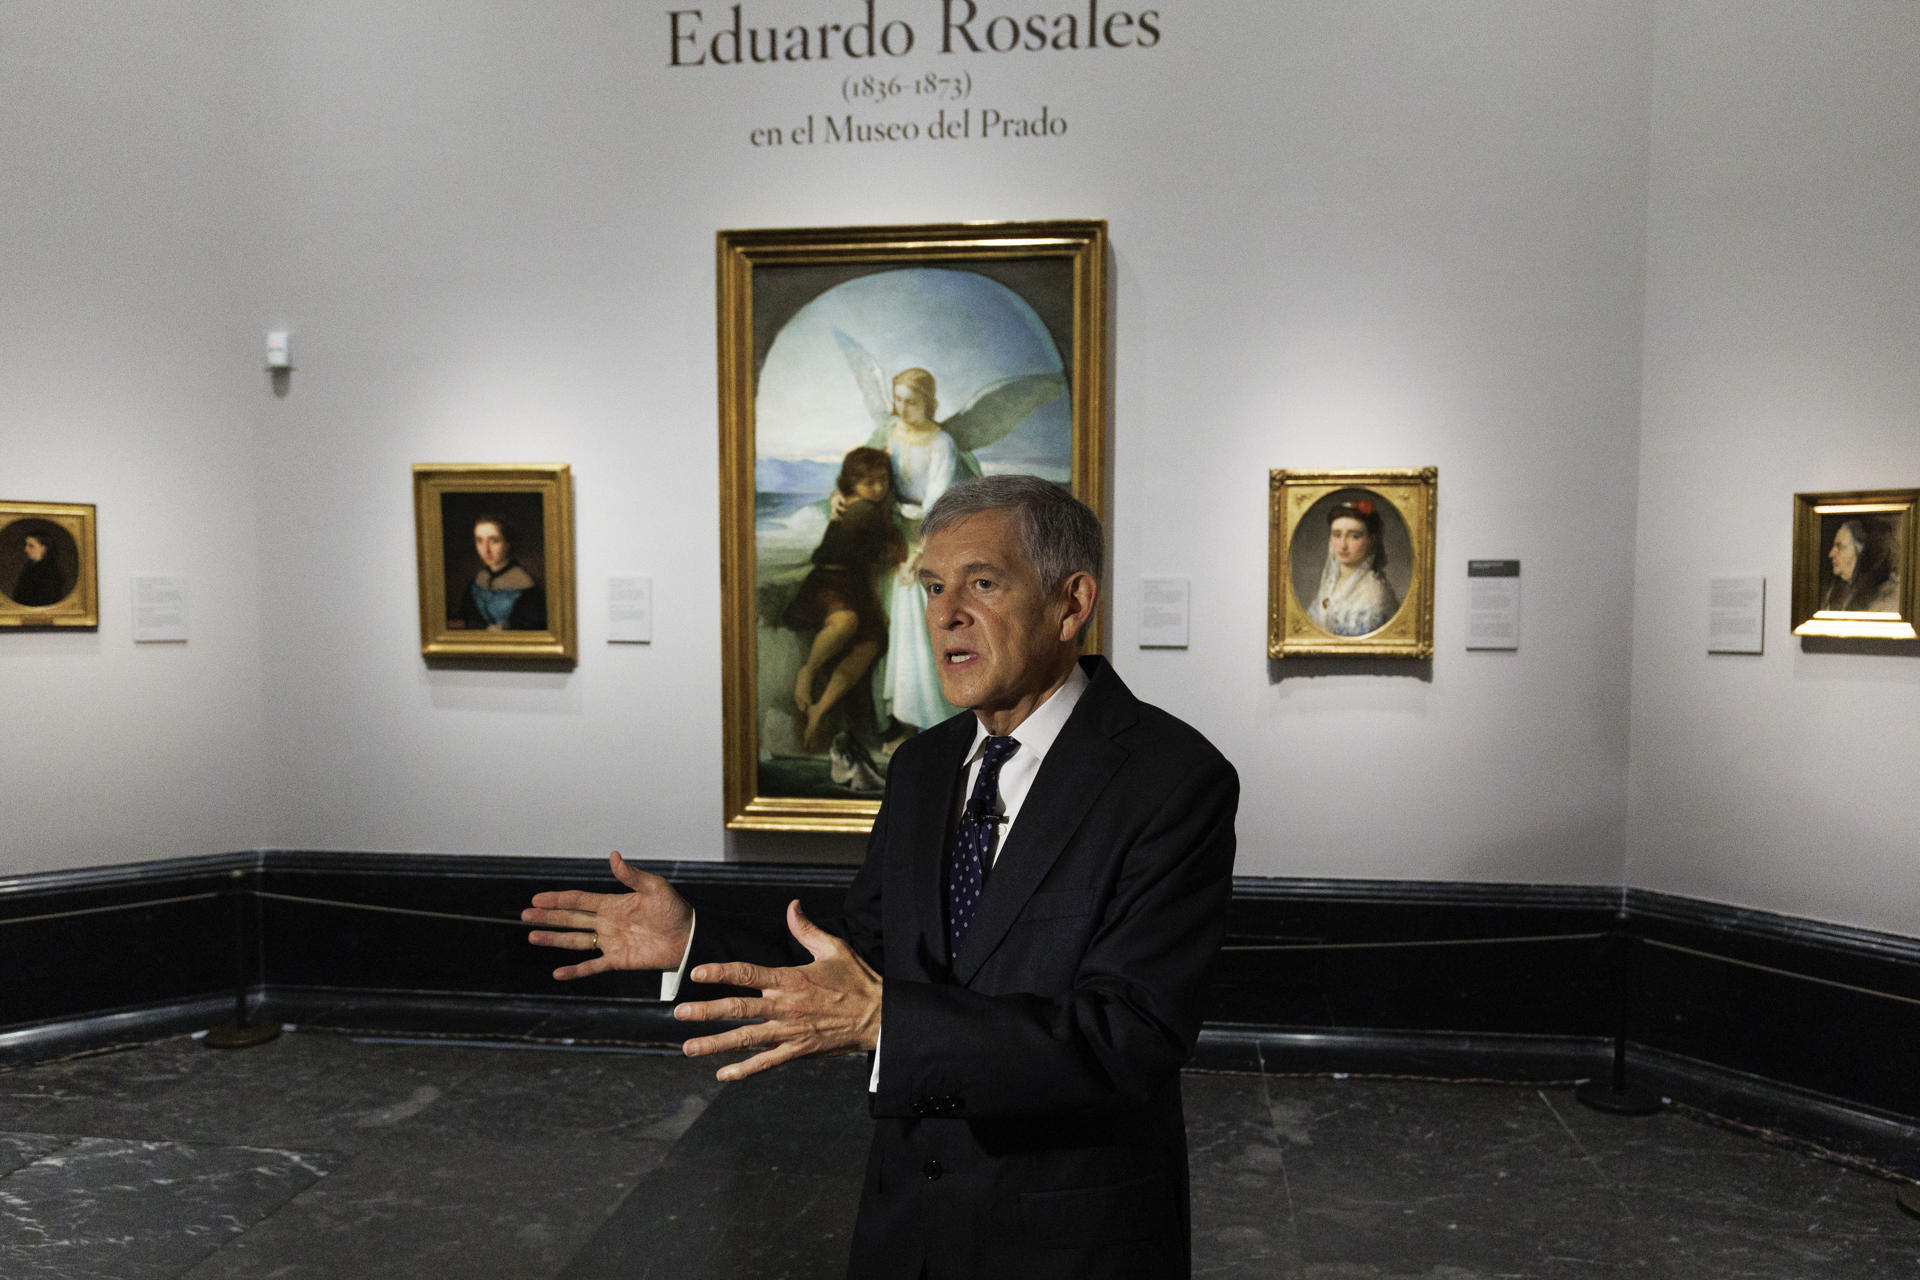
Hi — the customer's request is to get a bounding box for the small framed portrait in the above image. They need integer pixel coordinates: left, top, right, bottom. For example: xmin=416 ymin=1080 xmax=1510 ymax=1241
xmin=1790 ymin=488 xmax=1918 ymax=640
xmin=0 ymin=501 xmax=98 ymax=629
xmin=412 ymin=464 xmax=576 ymax=661
xmin=718 ymin=220 xmax=1110 ymax=832
xmin=1269 ymin=468 xmax=1437 ymax=659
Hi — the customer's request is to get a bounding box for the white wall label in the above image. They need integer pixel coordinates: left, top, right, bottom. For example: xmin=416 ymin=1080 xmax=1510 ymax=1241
xmin=1139 ymin=577 xmax=1189 ymax=649
xmin=608 ymin=576 xmax=653 ymax=644
xmin=1466 ymin=560 xmax=1520 ymax=650
xmin=132 ymin=576 xmax=188 ymax=643
xmin=1707 ymin=576 xmax=1765 ymax=654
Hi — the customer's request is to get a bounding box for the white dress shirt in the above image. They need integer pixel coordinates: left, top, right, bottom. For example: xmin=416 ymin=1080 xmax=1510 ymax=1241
xmin=956 ymin=660 xmax=1091 ymax=868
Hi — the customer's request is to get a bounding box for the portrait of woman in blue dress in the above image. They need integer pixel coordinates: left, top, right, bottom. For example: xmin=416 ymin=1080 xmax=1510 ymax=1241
xmin=455 ymin=513 xmax=547 ymax=631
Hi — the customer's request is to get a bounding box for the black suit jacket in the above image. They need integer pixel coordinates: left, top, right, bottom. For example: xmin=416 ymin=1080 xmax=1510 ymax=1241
xmin=695 ymin=656 xmax=1237 ymax=1279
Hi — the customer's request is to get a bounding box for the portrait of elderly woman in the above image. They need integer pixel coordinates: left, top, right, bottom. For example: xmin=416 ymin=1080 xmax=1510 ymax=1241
xmin=1290 ymin=491 xmax=1412 ymax=637
xmin=1821 ymin=514 xmax=1902 ymax=613
xmin=4 ymin=521 xmax=77 ymax=608
xmin=448 ymin=508 xmax=547 ymax=631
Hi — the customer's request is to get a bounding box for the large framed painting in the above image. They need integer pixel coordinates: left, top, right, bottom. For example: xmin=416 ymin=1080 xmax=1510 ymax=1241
xmin=0 ymin=501 xmax=98 ymax=629
xmin=718 ymin=220 xmax=1109 ymax=832
xmin=1269 ymin=468 xmax=1437 ymax=659
xmin=412 ymin=464 xmax=577 ymax=661
xmin=1790 ymin=488 xmax=1918 ymax=640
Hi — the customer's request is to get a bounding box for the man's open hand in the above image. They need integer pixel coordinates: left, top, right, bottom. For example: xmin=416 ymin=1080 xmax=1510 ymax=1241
xmin=523 ymin=851 xmax=693 ymax=980
xmin=674 ymin=900 xmax=881 ymax=1083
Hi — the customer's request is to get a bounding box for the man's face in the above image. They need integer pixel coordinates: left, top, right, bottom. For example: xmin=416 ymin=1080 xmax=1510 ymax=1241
xmin=474 ymin=522 xmax=510 ymax=571
xmin=919 ymin=510 xmax=1081 ymax=725
xmin=22 ymin=535 xmax=46 ymax=563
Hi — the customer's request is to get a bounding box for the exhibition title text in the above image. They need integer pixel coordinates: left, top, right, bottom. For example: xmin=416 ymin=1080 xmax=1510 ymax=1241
xmin=669 ymin=0 xmax=1161 ymax=66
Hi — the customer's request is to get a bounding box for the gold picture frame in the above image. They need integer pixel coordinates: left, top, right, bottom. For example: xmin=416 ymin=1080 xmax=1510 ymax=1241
xmin=718 ymin=220 xmax=1110 ymax=832
xmin=1269 ymin=468 xmax=1437 ymax=659
xmin=412 ymin=464 xmax=576 ymax=661
xmin=0 ymin=501 xmax=98 ymax=629
xmin=1790 ymin=488 xmax=1918 ymax=640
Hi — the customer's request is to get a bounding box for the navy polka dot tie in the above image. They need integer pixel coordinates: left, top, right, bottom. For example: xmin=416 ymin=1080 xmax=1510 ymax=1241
xmin=948 ymin=735 xmax=1018 ymax=959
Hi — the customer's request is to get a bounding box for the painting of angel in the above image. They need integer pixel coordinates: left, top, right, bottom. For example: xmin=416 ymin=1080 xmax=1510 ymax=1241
xmin=718 ymin=222 xmax=1108 ymax=830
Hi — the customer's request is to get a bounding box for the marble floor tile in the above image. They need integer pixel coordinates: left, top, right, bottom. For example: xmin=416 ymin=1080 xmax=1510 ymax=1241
xmin=0 ymin=1132 xmax=73 ymax=1178
xmin=558 ymin=1056 xmax=871 ymax=1280
xmin=0 ymin=1136 xmax=336 ymax=1280
xmin=1 ymin=1033 xmax=1913 ymax=1279
xmin=175 ymin=1131 xmax=673 ymax=1280
xmin=1184 ymin=1070 xmax=1303 ymax=1277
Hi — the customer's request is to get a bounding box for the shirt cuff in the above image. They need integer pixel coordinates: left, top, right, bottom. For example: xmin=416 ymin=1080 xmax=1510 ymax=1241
xmin=868 ymin=1026 xmax=882 ymax=1092
xmin=658 ymin=909 xmax=696 ymax=1003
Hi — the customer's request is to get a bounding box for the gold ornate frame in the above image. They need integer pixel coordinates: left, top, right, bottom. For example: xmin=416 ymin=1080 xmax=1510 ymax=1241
xmin=0 ymin=500 xmax=98 ymax=629
xmin=718 ymin=220 xmax=1110 ymax=832
xmin=412 ymin=464 xmax=576 ymax=661
xmin=1790 ymin=488 xmax=1918 ymax=640
xmin=1269 ymin=468 xmax=1437 ymax=659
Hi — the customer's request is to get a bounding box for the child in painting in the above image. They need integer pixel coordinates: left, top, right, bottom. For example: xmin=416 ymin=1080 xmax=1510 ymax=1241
xmin=783 ymin=447 xmax=907 ymax=752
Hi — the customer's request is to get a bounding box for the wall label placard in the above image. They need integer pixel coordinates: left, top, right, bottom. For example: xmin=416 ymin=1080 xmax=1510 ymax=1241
xmin=132 ymin=576 xmax=188 ymax=644
xmin=1465 ymin=560 xmax=1520 ymax=651
xmin=1139 ymin=577 xmax=1188 ymax=649
xmin=1707 ymin=576 xmax=1765 ymax=655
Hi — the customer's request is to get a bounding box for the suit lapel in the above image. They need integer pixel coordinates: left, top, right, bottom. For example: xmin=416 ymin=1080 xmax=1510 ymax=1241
xmin=953 ymin=658 xmax=1136 ymax=985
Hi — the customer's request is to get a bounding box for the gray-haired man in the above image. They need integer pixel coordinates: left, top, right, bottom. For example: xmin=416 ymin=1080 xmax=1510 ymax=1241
xmin=527 ymin=475 xmax=1238 ymax=1278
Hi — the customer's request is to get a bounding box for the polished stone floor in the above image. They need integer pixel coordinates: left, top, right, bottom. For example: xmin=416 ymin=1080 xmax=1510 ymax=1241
xmin=0 ymin=1030 xmax=1913 ymax=1278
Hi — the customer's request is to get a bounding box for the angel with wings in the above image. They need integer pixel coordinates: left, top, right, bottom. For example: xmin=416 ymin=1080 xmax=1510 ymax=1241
xmin=831 ymin=328 xmax=1068 ymax=747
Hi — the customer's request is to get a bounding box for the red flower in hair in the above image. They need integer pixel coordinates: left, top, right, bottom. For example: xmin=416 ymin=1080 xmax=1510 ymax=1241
xmin=1351 ymin=499 xmax=1375 ymax=516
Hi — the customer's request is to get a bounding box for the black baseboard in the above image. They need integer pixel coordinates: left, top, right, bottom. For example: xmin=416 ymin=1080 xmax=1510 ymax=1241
xmin=3 ymin=852 xmax=1915 ymax=1177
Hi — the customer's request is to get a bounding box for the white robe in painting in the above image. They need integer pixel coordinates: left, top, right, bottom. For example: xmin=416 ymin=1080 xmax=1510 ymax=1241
xmin=880 ymin=427 xmax=965 ymax=732
xmin=1308 ymin=557 xmax=1400 ymax=637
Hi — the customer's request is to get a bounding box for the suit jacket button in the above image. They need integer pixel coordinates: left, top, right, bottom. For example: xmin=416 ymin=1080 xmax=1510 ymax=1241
xmin=922 ymin=1159 xmax=943 ymax=1180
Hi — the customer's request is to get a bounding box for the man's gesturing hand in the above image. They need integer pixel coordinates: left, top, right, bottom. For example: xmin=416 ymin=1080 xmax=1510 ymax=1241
xmin=523 ymin=851 xmax=693 ymax=980
xmin=675 ymin=900 xmax=881 ymax=1083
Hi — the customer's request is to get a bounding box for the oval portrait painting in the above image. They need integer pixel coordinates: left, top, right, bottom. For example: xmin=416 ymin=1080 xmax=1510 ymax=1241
xmin=0 ymin=518 xmax=79 ymax=608
xmin=1289 ymin=488 xmax=1414 ymax=637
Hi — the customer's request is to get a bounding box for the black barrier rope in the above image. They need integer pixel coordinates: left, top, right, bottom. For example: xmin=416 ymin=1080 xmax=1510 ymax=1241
xmin=5 ymin=894 xmax=1915 ymax=1009
xmin=252 ymin=890 xmax=530 ymax=928
xmin=1640 ymin=936 xmax=1920 ymax=1010
xmin=1221 ymin=931 xmax=1609 ymax=952
xmin=0 ymin=891 xmax=223 ymax=927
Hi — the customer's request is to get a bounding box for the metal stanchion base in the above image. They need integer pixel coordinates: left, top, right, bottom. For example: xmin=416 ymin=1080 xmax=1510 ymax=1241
xmin=203 ymin=1021 xmax=282 ymax=1049
xmin=1898 ymin=1183 xmax=1920 ymax=1220
xmin=1574 ymin=1079 xmax=1664 ymax=1115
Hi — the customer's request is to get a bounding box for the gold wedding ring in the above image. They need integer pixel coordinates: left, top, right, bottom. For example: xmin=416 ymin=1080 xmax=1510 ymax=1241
xmin=590 ymin=932 xmax=599 ymax=950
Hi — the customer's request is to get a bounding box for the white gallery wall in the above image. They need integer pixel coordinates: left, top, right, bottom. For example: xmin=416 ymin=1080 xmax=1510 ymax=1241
xmin=2 ymin=4 xmax=272 ymax=870
xmin=2 ymin=3 xmax=1913 ymax=939
xmin=1627 ymin=2 xmax=1920 ymax=937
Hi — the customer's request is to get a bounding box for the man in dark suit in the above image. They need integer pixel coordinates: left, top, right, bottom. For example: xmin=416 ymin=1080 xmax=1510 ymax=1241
xmin=524 ymin=475 xmax=1237 ymax=1278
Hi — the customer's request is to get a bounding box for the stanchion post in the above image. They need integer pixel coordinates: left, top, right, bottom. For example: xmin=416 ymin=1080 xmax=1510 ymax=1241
xmin=204 ymin=867 xmax=280 ymax=1050
xmin=1576 ymin=913 xmax=1661 ymax=1115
